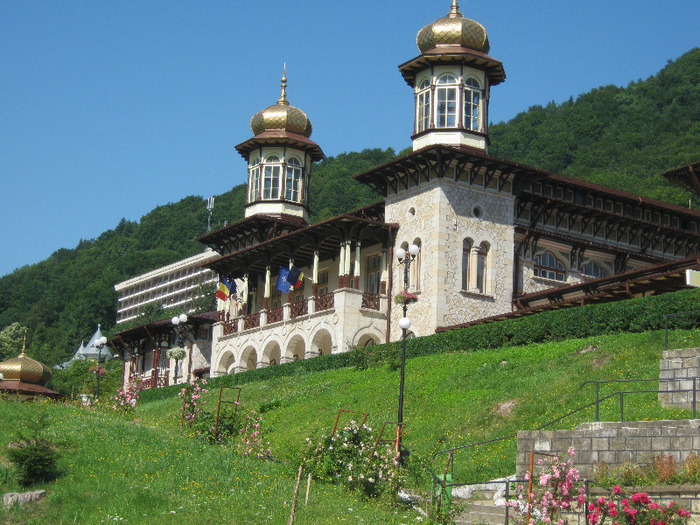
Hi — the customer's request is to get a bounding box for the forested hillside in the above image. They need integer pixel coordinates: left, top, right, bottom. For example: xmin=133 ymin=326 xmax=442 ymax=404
xmin=489 ymin=48 xmax=700 ymax=205
xmin=1 ymin=49 xmax=698 ymax=366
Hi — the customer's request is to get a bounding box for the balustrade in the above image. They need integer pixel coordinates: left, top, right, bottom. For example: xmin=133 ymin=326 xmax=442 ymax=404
xmin=244 ymin=312 xmax=260 ymax=330
xmin=315 ymin=292 xmax=334 ymax=312
xmin=361 ymin=292 xmax=381 ymax=310
xmin=267 ymin=305 xmax=283 ymax=324
xmin=289 ymin=298 xmax=308 ymax=319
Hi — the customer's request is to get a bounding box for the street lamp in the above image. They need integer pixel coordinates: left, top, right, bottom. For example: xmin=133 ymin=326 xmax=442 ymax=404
xmin=396 ymin=243 xmax=419 ymax=462
xmin=94 ymin=336 xmax=108 ymax=397
xmin=171 ymin=313 xmax=189 ymax=383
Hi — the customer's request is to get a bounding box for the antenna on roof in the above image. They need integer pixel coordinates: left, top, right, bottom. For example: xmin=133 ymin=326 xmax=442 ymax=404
xmin=207 ymin=196 xmax=215 ymax=233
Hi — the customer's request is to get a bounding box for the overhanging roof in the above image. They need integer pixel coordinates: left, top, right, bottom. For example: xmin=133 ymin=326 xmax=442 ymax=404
xmin=661 ymin=161 xmax=700 ymax=198
xmin=201 ymin=202 xmax=394 ymax=277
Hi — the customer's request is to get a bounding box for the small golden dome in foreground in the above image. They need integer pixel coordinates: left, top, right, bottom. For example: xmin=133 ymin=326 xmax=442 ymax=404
xmin=0 ymin=339 xmax=52 ymax=386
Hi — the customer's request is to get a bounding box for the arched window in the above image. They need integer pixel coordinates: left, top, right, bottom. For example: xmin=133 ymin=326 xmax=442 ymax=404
xmin=262 ymin=156 xmax=281 ymax=200
xmin=248 ymin=157 xmax=260 ymax=203
xmin=461 ymin=239 xmax=471 ymax=290
xmin=534 ymin=251 xmax=566 ymax=281
xmin=436 ymin=74 xmax=458 ymax=128
xmin=475 ymin=242 xmax=488 ymax=293
xmin=580 ymin=261 xmax=607 ymax=278
xmin=285 ymin=157 xmax=303 ymax=202
xmin=416 ymin=78 xmax=431 ymax=132
xmin=463 ymin=77 xmax=482 ymax=131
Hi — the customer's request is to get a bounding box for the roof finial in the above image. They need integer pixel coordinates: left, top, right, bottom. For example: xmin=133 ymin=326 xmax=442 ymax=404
xmin=449 ymin=0 xmax=462 ymax=18
xmin=278 ymin=63 xmax=289 ymax=106
xmin=20 ymin=331 xmax=27 ymax=357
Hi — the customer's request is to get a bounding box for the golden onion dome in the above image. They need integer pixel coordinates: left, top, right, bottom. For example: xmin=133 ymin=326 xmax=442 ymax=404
xmin=417 ymin=0 xmax=490 ymax=54
xmin=250 ymin=69 xmax=313 ymax=138
xmin=0 ymin=343 xmax=52 ymax=386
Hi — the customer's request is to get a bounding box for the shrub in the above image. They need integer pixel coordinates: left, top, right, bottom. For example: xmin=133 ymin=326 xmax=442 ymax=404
xmin=303 ymin=421 xmax=401 ymax=499
xmin=179 ymin=377 xmax=209 ymax=426
xmin=236 ymin=410 xmax=271 ymax=460
xmin=6 ymin=411 xmax=59 ymax=486
xmin=587 ymin=487 xmax=690 ymax=525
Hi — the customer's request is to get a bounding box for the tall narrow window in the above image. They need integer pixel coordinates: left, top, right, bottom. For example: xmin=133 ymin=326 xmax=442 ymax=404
xmin=317 ymin=268 xmax=329 ymax=296
xmin=464 ymin=77 xmax=482 ymax=131
xmin=534 ymin=251 xmax=566 ymax=281
xmin=436 ymin=74 xmax=457 ymax=128
xmin=285 ymin=157 xmax=303 ymax=202
xmin=416 ymin=79 xmax=431 ymax=132
xmin=409 ymin=240 xmax=421 ymax=291
xmin=475 ymin=243 xmax=488 ymax=293
xmin=462 ymin=239 xmax=471 ymax=290
xmin=580 ymin=261 xmax=607 ymax=278
xmin=248 ymin=158 xmax=260 ymax=203
xmin=366 ymin=254 xmax=381 ymax=294
xmin=263 ymin=156 xmax=281 ymax=200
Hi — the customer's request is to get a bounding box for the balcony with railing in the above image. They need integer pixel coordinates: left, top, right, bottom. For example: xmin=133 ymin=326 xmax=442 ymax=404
xmin=216 ymin=288 xmax=387 ymax=343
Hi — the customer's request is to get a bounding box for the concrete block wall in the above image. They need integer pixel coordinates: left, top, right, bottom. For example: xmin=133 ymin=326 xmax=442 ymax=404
xmin=660 ymin=347 xmax=700 ymax=409
xmin=516 ymin=420 xmax=700 ymax=479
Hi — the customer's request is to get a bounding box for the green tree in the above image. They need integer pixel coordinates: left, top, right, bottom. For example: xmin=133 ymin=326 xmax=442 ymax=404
xmin=0 ymin=322 xmax=25 ymax=361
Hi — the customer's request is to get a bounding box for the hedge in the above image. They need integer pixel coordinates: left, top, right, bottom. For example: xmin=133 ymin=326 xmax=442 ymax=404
xmin=139 ymin=288 xmax=700 ymax=403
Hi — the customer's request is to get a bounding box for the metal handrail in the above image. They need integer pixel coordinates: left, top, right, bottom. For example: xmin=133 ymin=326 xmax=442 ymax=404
xmin=433 ymin=379 xmax=698 ymax=482
xmin=581 ymin=377 xmax=699 ymax=421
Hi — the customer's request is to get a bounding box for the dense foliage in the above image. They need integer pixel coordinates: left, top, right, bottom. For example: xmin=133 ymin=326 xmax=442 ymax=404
xmin=490 ymin=48 xmax=700 ymax=206
xmin=1 ymin=48 xmax=698 ymax=369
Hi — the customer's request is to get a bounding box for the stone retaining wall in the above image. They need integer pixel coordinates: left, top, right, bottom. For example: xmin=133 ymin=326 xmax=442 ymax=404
xmin=660 ymin=347 xmax=700 ymax=409
xmin=516 ymin=420 xmax=700 ymax=479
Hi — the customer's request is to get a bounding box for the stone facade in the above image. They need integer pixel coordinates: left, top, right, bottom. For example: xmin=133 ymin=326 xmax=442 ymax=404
xmin=385 ymin=178 xmax=515 ymax=339
xmin=516 ymin=420 xmax=700 ymax=479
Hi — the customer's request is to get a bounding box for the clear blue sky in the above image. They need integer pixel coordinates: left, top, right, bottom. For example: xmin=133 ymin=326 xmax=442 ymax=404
xmin=1 ymin=1 xmax=699 ymax=277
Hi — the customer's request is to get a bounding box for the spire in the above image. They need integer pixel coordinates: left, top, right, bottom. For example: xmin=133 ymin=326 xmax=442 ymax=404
xmin=449 ymin=0 xmax=462 ymax=18
xmin=277 ymin=63 xmax=289 ymax=106
xmin=20 ymin=333 xmax=27 ymax=357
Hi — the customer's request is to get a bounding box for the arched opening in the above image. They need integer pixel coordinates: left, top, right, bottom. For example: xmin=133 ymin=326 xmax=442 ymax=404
xmin=240 ymin=346 xmax=258 ymax=372
xmin=310 ymin=329 xmax=333 ymax=357
xmin=285 ymin=334 xmax=306 ymax=362
xmin=262 ymin=341 xmax=281 ymax=367
xmin=217 ymin=350 xmax=235 ymax=376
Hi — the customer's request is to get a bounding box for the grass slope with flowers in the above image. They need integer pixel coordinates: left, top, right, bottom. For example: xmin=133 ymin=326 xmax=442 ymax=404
xmin=2 ymin=325 xmax=700 ymax=524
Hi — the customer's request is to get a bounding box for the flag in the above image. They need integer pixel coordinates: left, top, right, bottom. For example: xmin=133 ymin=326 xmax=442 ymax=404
xmin=287 ymin=265 xmax=304 ymax=288
xmin=216 ymin=275 xmax=233 ymax=301
xmin=275 ymin=267 xmax=291 ymax=293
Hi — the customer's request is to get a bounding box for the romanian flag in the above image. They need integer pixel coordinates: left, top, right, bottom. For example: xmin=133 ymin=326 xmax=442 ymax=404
xmin=216 ymin=275 xmax=233 ymax=301
xmin=288 ymin=266 xmax=304 ymax=288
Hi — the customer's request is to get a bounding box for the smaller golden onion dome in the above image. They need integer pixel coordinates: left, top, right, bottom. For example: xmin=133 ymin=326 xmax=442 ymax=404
xmin=0 ymin=340 xmax=52 ymax=386
xmin=250 ymin=68 xmax=313 ymax=138
xmin=417 ymin=0 xmax=490 ymax=54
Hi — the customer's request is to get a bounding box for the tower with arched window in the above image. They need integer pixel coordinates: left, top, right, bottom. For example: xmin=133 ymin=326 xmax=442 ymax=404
xmin=235 ymin=69 xmax=325 ymax=225
xmin=399 ymin=1 xmax=506 ymax=152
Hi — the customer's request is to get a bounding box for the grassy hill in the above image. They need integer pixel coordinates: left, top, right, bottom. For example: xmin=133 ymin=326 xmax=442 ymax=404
xmin=2 ymin=327 xmax=698 ymax=524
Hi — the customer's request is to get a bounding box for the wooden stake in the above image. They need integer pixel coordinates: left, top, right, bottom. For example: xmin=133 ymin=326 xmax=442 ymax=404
xmin=305 ymin=473 xmax=312 ymax=505
xmin=289 ymin=465 xmax=303 ymax=525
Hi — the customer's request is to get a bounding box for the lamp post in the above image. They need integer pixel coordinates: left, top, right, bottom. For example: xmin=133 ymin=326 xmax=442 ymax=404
xmin=396 ymin=243 xmax=419 ymax=462
xmin=171 ymin=313 xmax=189 ymax=383
xmin=94 ymin=336 xmax=108 ymax=397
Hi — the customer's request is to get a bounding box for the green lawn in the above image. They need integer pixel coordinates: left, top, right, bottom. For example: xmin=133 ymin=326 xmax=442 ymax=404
xmin=1 ymin=328 xmax=697 ymax=524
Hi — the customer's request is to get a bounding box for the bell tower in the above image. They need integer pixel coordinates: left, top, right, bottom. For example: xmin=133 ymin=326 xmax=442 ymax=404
xmin=398 ymin=1 xmax=506 ymax=152
xmin=235 ymin=68 xmax=324 ymax=225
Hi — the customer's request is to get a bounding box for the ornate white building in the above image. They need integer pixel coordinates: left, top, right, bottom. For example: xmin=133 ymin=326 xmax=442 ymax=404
xmin=112 ymin=1 xmax=700 ymax=386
